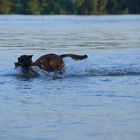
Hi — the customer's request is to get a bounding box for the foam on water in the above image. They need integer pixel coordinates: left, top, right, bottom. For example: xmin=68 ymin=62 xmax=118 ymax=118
xmin=0 ymin=58 xmax=140 ymax=79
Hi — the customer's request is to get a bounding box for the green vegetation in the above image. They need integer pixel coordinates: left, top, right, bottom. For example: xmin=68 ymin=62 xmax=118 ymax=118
xmin=0 ymin=0 xmax=140 ymax=15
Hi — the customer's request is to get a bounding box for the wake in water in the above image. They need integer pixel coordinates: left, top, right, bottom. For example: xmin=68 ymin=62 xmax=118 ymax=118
xmin=64 ymin=58 xmax=140 ymax=77
xmin=0 ymin=57 xmax=140 ymax=79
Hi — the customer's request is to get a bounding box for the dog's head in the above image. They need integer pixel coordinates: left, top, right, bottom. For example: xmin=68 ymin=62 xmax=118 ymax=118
xmin=15 ymin=55 xmax=33 ymax=70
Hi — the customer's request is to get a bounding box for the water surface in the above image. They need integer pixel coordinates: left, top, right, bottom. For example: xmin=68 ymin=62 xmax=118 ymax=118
xmin=0 ymin=15 xmax=140 ymax=140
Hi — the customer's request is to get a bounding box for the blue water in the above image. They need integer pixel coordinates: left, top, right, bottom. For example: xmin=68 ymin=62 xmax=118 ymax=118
xmin=0 ymin=15 xmax=140 ymax=140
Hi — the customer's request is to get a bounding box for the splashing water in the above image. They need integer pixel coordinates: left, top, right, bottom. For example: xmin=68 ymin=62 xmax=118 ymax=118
xmin=1 ymin=55 xmax=140 ymax=79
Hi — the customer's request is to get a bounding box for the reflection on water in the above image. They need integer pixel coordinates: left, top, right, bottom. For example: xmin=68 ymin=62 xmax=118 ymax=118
xmin=0 ymin=15 xmax=140 ymax=140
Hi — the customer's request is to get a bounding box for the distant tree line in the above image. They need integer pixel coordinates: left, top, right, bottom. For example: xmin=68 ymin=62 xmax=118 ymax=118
xmin=0 ymin=0 xmax=140 ymax=15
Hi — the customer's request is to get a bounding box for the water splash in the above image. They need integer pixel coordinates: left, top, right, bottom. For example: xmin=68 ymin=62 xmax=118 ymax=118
xmin=0 ymin=59 xmax=140 ymax=78
xmin=63 ymin=58 xmax=140 ymax=77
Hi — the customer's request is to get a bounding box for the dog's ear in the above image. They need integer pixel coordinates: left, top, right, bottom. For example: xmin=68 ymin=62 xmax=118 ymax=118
xmin=28 ymin=55 xmax=33 ymax=59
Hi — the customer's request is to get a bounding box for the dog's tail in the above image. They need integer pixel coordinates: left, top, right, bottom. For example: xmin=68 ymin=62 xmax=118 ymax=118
xmin=60 ymin=54 xmax=88 ymax=60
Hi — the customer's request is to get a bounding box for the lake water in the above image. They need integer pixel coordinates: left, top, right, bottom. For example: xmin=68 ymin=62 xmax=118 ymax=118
xmin=0 ymin=15 xmax=140 ymax=140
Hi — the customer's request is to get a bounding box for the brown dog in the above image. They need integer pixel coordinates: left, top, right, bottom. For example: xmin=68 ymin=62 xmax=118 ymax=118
xmin=15 ymin=53 xmax=88 ymax=73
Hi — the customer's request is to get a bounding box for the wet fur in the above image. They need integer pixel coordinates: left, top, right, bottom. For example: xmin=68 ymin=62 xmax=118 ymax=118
xmin=15 ymin=53 xmax=88 ymax=73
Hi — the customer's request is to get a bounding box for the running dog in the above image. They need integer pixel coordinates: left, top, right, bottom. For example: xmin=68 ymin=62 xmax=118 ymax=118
xmin=15 ymin=53 xmax=88 ymax=73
